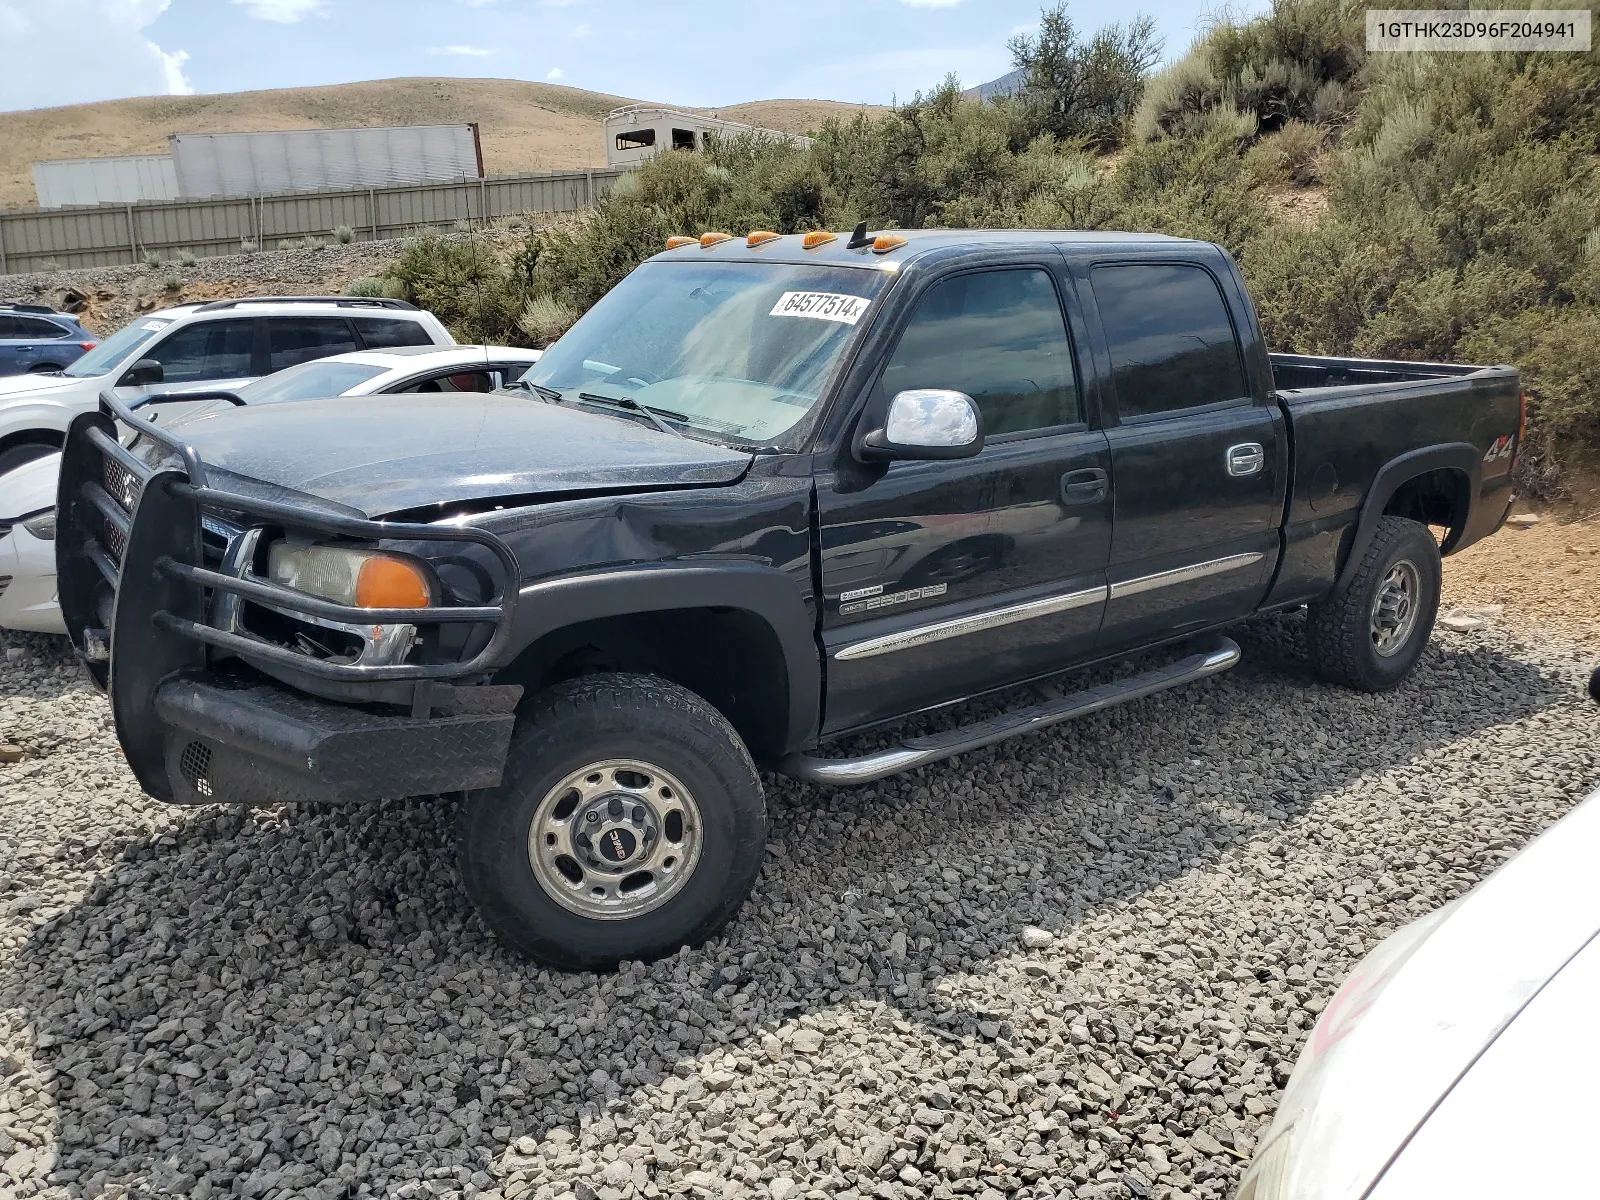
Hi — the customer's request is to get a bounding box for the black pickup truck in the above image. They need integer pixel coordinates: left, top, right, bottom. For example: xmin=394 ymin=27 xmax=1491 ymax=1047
xmin=57 ymin=228 xmax=1522 ymax=969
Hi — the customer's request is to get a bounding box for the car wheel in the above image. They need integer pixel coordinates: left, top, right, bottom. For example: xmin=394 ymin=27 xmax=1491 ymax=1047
xmin=458 ymin=672 xmax=767 ymax=970
xmin=0 ymin=441 xmax=56 ymax=476
xmin=1307 ymin=515 xmax=1442 ymax=691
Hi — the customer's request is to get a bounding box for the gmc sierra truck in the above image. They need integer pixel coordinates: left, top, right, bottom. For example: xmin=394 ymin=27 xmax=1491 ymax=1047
xmin=56 ymin=228 xmax=1522 ymax=970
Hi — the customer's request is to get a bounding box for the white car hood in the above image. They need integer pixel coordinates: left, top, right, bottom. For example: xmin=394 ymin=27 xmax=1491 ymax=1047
xmin=1255 ymin=786 xmax=1600 ymax=1200
xmin=0 ymin=372 xmax=92 ymax=399
xmin=1367 ymin=928 xmax=1600 ymax=1198
xmin=0 ymin=450 xmax=60 ymax=518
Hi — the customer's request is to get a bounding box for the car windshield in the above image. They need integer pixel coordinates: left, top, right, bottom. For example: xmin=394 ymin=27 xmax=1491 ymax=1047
xmin=521 ymin=260 xmax=889 ymax=447
xmin=238 ymin=360 xmax=389 ymax=405
xmin=63 ymin=317 xmax=173 ymax=377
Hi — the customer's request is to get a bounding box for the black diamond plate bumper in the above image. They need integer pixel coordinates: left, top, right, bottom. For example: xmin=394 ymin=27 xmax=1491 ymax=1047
xmin=154 ymin=673 xmax=516 ymax=806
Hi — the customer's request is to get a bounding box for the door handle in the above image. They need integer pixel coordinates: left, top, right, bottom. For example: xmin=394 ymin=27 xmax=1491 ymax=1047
xmin=1226 ymin=443 xmax=1265 ymax=477
xmin=1061 ymin=467 xmax=1108 ymax=504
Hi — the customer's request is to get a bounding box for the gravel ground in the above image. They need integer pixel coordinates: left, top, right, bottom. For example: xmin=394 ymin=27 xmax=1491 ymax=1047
xmin=1 ymin=599 xmax=1598 ymax=1200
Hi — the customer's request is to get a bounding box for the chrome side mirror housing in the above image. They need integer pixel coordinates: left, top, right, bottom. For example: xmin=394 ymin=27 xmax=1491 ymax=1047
xmin=860 ymin=389 xmax=983 ymax=461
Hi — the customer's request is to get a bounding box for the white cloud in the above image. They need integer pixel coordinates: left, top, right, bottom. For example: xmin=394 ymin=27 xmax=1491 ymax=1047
xmin=456 ymin=0 xmax=497 ymax=5
xmin=230 ymin=0 xmax=324 ymax=23
xmin=570 ymin=22 xmax=590 ymax=37
xmin=430 ymin=44 xmax=494 ymax=56
xmin=0 ymin=0 xmax=193 ymax=113
xmin=540 ymin=0 xmax=585 ymax=7
xmin=546 ymin=67 xmax=564 ymax=80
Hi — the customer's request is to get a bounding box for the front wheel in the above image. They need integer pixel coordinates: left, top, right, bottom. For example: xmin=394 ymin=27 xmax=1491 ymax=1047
xmin=1307 ymin=515 xmax=1441 ymax=691
xmin=458 ymin=673 xmax=766 ymax=970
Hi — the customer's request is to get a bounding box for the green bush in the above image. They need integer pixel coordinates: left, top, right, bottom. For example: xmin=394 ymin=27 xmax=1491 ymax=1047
xmin=1244 ymin=119 xmax=1324 ymax=185
xmin=177 ymin=248 xmax=198 ymax=267
xmin=333 ymin=225 xmax=356 ymax=245
xmin=343 ymin=275 xmax=403 ymax=299
xmin=518 ymin=294 xmax=579 ymax=346
xmin=382 ymin=234 xmax=523 ymax=344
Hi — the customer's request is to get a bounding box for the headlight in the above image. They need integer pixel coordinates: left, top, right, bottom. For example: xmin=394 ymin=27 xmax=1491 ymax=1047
xmin=266 ymin=542 xmax=436 ymax=609
xmin=21 ymin=510 xmax=56 ymax=541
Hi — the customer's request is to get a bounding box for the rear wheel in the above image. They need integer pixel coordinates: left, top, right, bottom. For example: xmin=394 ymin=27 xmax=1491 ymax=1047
xmin=1307 ymin=515 xmax=1441 ymax=691
xmin=458 ymin=673 xmax=766 ymax=970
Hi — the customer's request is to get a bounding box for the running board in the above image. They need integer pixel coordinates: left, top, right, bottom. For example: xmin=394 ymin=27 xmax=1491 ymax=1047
xmin=779 ymin=635 xmax=1241 ymax=786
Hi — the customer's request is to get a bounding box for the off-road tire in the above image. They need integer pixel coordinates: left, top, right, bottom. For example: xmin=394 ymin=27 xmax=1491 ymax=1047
xmin=1307 ymin=515 xmax=1441 ymax=692
xmin=458 ymin=673 xmax=766 ymax=970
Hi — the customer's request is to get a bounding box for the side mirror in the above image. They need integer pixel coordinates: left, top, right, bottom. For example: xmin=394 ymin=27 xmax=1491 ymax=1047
xmin=860 ymin=389 xmax=983 ymax=461
xmin=120 ymin=358 xmax=164 ymax=387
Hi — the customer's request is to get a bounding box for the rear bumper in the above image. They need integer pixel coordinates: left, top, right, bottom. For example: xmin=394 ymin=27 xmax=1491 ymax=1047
xmin=155 ymin=672 xmax=515 ymax=805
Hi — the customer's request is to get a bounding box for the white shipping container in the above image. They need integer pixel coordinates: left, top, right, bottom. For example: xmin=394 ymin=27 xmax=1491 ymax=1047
xmin=32 ymin=155 xmax=180 ymax=208
xmin=169 ymin=125 xmax=483 ymax=199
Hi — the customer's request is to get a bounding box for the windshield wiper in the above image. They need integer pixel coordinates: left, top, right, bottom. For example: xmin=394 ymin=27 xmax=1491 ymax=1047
xmin=576 ymin=392 xmax=687 ymax=439
xmin=504 ymin=378 xmax=564 ymax=403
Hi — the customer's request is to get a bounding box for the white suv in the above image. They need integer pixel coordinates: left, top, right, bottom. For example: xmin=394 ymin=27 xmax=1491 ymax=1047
xmin=0 ymin=296 xmax=453 ymax=474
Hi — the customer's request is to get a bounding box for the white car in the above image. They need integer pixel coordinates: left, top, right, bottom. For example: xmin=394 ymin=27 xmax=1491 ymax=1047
xmin=1237 ymin=781 xmax=1600 ymax=1200
xmin=0 ymin=345 xmax=540 ymax=635
xmin=0 ymin=297 xmax=453 ymax=475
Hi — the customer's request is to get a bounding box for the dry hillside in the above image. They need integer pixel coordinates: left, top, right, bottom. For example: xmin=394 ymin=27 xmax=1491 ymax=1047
xmin=0 ymin=78 xmax=884 ymax=210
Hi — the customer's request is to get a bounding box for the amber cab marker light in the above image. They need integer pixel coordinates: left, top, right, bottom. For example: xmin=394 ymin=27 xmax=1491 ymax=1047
xmin=872 ymin=233 xmax=907 ymax=254
xmin=700 ymin=231 xmax=734 ymax=247
xmin=802 ymin=230 xmax=837 ymax=249
xmin=665 ymin=236 xmax=697 ymax=250
xmin=355 ymin=557 xmax=432 ymax=610
xmin=747 ymin=230 xmax=781 ymax=246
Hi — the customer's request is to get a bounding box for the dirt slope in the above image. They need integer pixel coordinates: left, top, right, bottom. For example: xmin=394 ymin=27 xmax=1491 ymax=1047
xmin=1 ymin=80 xmax=885 ymax=211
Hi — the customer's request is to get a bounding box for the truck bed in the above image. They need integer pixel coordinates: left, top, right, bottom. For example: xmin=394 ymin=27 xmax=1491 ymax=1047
xmin=1269 ymin=352 xmax=1492 ymax=390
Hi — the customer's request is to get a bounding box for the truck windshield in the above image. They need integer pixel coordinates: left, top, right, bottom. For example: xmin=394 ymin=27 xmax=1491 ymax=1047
xmin=521 ymin=260 xmax=888 ymax=447
xmin=63 ymin=317 xmax=172 ymax=377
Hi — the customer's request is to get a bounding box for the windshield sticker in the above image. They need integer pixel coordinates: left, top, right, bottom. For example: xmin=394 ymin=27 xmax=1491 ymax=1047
xmin=140 ymin=320 xmax=172 ymax=331
xmin=769 ymin=291 xmax=871 ymax=325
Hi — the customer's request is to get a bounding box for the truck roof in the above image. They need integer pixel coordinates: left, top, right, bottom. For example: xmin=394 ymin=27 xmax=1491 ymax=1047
xmin=645 ymin=228 xmax=1208 ymax=270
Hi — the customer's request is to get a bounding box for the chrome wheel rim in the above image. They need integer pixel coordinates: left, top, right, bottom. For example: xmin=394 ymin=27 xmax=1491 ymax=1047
xmin=527 ymin=759 xmax=702 ymax=920
xmin=1370 ymin=559 xmax=1422 ymax=657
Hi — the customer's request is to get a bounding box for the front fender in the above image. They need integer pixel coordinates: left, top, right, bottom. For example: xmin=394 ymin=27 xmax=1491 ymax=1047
xmin=508 ymin=560 xmax=821 ymax=754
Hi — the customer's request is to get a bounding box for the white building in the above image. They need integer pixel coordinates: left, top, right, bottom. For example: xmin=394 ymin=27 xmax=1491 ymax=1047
xmin=603 ymin=106 xmax=810 ymax=169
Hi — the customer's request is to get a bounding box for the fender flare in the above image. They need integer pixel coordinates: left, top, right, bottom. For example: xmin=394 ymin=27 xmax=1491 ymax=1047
xmin=507 ymin=560 xmax=820 ymax=754
xmin=1334 ymin=442 xmax=1481 ymax=594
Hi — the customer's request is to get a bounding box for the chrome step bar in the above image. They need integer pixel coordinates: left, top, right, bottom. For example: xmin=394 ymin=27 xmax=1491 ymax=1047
xmin=780 ymin=635 xmax=1241 ymax=786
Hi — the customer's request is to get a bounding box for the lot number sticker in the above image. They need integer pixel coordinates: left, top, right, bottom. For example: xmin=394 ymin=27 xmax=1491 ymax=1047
xmin=770 ymin=291 xmax=871 ymax=325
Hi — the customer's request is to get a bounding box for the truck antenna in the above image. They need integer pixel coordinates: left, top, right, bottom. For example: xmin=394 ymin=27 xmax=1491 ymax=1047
xmin=846 ymin=221 xmax=871 ymax=249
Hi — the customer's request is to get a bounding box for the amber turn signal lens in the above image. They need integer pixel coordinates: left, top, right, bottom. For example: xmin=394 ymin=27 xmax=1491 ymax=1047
xmin=700 ymin=231 xmax=733 ymax=247
xmin=747 ymin=230 xmax=780 ymax=246
xmin=802 ymin=231 xmax=837 ymax=249
xmin=871 ymin=233 xmax=907 ymax=253
xmin=665 ymin=236 xmax=697 ymax=249
xmin=355 ymin=556 xmax=432 ymax=609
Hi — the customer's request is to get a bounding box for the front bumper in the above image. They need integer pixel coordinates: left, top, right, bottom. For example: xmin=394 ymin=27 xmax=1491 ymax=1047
xmin=155 ymin=672 xmax=515 ymax=805
xmin=57 ymin=391 xmax=524 ymax=806
xmin=0 ymin=525 xmax=65 ymax=635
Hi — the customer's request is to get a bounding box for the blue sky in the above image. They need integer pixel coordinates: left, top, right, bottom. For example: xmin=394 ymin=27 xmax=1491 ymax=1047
xmin=0 ymin=0 xmax=1266 ymax=114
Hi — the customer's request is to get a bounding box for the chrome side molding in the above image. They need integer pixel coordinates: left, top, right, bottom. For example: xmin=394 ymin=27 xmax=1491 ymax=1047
xmin=1109 ymin=552 xmax=1264 ymax=600
xmin=834 ymin=584 xmax=1106 ymax=661
xmin=781 ymin=635 xmax=1242 ymax=786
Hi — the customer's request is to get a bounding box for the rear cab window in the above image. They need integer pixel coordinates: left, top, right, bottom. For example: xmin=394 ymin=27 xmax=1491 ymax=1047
xmin=1090 ymin=262 xmax=1248 ymax=421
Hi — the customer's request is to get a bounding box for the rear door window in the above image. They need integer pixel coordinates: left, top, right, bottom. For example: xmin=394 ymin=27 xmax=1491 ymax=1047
xmin=1090 ymin=263 xmax=1247 ymax=420
xmin=145 ymin=319 xmax=256 ymax=383
xmin=356 ymin=318 xmax=434 ymax=349
xmin=0 ymin=317 xmax=19 ymax=339
xmin=267 ymin=318 xmax=360 ymax=372
xmin=15 ymin=317 xmax=69 ymax=339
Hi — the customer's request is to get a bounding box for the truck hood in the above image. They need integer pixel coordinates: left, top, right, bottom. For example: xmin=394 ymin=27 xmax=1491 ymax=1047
xmin=158 ymin=393 xmax=754 ymax=517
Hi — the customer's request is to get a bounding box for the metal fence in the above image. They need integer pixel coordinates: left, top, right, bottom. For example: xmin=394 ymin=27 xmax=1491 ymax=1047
xmin=0 ymin=167 xmax=625 ymax=276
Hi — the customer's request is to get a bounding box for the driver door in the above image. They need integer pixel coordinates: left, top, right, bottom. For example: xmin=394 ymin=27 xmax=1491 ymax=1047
xmin=815 ymin=260 xmax=1113 ymax=734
